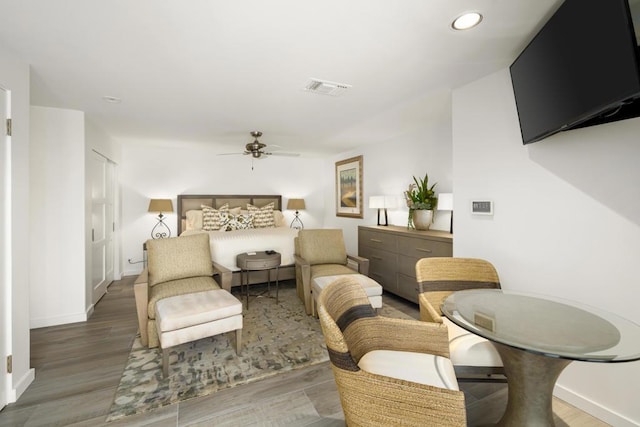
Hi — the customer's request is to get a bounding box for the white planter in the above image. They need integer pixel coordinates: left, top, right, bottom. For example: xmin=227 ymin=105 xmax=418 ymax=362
xmin=412 ymin=210 xmax=434 ymax=230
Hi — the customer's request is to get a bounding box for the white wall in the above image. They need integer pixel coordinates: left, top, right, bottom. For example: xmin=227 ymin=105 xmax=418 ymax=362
xmin=30 ymin=108 xmax=121 ymax=326
xmin=30 ymin=106 xmax=87 ymax=328
xmin=322 ymin=90 xmax=454 ymax=254
xmin=120 ymin=141 xmax=325 ymax=276
xmin=453 ymin=69 xmax=640 ymax=426
xmin=0 ymin=43 xmax=34 ymax=402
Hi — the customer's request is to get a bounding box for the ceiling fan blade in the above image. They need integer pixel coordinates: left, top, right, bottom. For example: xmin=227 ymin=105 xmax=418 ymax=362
xmin=269 ymin=152 xmax=300 ymax=157
xmin=216 ymin=152 xmax=245 ymax=156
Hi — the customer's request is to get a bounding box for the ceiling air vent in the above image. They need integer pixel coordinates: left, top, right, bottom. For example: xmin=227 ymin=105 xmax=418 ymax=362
xmin=304 ymin=78 xmax=352 ymax=97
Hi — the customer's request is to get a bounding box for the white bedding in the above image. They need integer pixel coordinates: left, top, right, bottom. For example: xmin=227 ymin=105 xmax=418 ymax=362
xmin=181 ymin=227 xmax=299 ymax=271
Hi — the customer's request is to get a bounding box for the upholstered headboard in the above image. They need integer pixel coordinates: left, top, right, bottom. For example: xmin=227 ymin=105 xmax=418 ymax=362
xmin=177 ymin=194 xmax=283 ymax=234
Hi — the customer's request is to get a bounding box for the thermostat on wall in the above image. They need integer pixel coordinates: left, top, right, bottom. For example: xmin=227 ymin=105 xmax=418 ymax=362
xmin=471 ymin=200 xmax=493 ymax=215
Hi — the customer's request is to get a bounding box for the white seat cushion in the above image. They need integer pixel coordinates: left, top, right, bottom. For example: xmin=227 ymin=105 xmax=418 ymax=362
xmin=443 ymin=317 xmax=502 ymax=367
xmin=156 ymin=289 xmax=242 ymax=332
xmin=158 ymin=314 xmax=243 ymax=349
xmin=367 ymin=295 xmax=382 ymax=309
xmin=313 ymin=274 xmax=383 ymax=308
xmin=358 ymin=350 xmax=459 ymax=391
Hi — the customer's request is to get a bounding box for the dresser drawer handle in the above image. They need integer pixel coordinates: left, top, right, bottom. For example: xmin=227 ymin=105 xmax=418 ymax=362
xmin=370 ymin=238 xmax=383 ymax=243
xmin=371 ymin=272 xmax=382 ymax=278
xmin=372 ymin=256 xmax=383 ymax=260
xmin=416 ymin=248 xmax=432 ymax=253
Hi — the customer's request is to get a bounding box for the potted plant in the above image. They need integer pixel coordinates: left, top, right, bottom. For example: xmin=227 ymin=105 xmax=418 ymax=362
xmin=404 ymin=173 xmax=438 ymax=230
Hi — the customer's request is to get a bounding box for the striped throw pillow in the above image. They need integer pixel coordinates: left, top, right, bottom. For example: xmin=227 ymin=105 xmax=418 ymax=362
xmin=202 ymin=204 xmax=229 ymax=231
xmin=247 ymin=202 xmax=275 ymax=228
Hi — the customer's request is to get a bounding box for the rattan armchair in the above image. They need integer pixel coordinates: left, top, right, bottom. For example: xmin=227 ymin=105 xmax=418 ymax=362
xmin=318 ymin=276 xmax=467 ymax=427
xmin=416 ymin=257 xmax=505 ymax=382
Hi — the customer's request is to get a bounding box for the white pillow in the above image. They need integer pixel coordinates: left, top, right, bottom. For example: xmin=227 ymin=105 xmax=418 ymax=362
xmin=185 ymin=210 xmax=203 ymax=230
xmin=273 ymin=210 xmax=286 ymax=227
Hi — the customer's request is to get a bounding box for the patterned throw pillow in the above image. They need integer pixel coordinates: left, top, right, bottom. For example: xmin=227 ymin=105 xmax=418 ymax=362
xmin=218 ymin=211 xmax=231 ymax=232
xmin=247 ymin=202 xmax=275 ymax=228
xmin=219 ymin=212 xmax=254 ymax=231
xmin=201 ymin=204 xmax=229 ymax=231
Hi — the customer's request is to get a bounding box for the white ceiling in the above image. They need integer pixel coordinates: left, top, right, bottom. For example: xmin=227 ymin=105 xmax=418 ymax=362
xmin=0 ymin=0 xmax=559 ymax=156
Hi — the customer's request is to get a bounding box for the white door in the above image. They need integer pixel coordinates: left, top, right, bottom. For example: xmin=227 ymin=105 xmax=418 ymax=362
xmin=90 ymin=151 xmax=115 ymax=304
xmin=0 ymin=86 xmax=9 ymax=410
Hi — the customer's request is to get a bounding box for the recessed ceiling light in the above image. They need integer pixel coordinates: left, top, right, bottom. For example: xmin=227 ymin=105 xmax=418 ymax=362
xmin=451 ymin=12 xmax=483 ymax=30
xmin=102 ymin=95 xmax=122 ymax=104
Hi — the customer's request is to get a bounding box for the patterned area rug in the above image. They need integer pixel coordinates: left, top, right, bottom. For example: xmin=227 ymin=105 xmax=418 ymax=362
xmin=107 ymin=283 xmax=412 ymax=421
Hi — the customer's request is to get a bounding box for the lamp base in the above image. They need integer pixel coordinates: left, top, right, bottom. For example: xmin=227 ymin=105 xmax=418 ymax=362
xmin=151 ymin=214 xmax=171 ymax=239
xmin=377 ymin=208 xmax=389 ymax=226
xmin=290 ymin=211 xmax=304 ymax=230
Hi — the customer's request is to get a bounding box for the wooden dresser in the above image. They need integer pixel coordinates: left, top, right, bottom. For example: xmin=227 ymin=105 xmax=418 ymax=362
xmin=358 ymin=225 xmax=453 ymax=303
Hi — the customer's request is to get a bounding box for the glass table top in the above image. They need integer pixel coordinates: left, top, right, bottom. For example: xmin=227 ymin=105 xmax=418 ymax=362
xmin=441 ymin=289 xmax=640 ymax=362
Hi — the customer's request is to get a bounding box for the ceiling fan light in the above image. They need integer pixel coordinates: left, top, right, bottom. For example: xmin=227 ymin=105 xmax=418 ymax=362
xmin=218 ymin=131 xmax=299 ymax=162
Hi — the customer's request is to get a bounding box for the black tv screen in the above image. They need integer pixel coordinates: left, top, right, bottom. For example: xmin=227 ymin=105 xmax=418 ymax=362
xmin=510 ymin=0 xmax=640 ymax=144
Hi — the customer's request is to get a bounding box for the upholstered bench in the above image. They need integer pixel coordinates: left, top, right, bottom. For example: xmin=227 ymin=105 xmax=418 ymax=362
xmin=155 ymin=289 xmax=243 ymax=377
xmin=311 ymin=273 xmax=383 ymax=317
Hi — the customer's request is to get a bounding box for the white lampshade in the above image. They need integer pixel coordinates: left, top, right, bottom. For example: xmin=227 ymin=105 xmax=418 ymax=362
xmin=370 ymin=195 xmax=399 ymax=209
xmin=369 ymin=196 xmax=385 ymax=209
xmin=384 ymin=195 xmax=399 ymax=209
xmin=437 ymin=193 xmax=453 ymax=211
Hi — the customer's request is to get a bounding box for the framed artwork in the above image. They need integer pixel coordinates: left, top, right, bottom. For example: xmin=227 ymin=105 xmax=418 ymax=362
xmin=335 ymin=155 xmax=363 ymax=218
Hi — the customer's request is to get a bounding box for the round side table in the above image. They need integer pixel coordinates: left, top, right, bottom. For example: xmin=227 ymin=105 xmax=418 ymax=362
xmin=236 ymin=251 xmax=281 ymax=308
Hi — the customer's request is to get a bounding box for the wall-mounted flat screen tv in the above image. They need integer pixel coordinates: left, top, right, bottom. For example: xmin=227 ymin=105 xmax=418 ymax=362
xmin=510 ymin=0 xmax=640 ymax=144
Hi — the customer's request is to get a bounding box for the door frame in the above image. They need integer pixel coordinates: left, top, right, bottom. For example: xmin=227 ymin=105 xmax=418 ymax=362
xmin=90 ymin=150 xmax=116 ymax=305
xmin=1 ymin=85 xmax=10 ymax=410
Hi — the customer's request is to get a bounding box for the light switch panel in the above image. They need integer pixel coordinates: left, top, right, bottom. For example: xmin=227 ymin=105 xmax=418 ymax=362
xmin=471 ymin=200 xmax=493 ymax=215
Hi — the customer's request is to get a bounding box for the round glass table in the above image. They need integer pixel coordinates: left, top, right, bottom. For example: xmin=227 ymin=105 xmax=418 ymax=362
xmin=442 ymin=289 xmax=640 ymax=426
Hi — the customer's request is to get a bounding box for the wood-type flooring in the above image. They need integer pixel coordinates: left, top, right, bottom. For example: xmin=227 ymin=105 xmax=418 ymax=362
xmin=0 ymin=277 xmax=609 ymax=426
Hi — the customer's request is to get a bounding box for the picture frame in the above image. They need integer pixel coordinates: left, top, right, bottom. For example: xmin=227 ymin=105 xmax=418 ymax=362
xmin=335 ymin=155 xmax=363 ymax=218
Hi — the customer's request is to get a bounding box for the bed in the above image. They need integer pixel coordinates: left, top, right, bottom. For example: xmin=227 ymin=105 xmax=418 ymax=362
xmin=177 ymin=194 xmax=298 ymax=287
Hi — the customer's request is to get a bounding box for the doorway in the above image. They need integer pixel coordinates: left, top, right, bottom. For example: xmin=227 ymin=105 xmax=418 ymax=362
xmin=90 ymin=150 xmax=115 ymax=304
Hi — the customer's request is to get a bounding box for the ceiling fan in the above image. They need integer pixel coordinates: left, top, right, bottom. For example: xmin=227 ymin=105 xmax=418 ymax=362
xmin=219 ymin=131 xmax=300 ymax=159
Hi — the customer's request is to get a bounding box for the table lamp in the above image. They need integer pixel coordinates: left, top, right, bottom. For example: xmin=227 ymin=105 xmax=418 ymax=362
xmin=369 ymin=195 xmax=397 ymax=226
xmin=287 ymin=198 xmax=306 ymax=229
xmin=148 ymin=198 xmax=174 ymax=239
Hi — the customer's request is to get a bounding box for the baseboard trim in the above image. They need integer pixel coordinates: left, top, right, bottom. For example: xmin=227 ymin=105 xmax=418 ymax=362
xmin=8 ymin=367 xmax=34 ymax=403
xmin=555 ymin=384 xmax=639 ymax=427
xmin=123 ymin=267 xmax=143 ymax=277
xmin=30 ymin=311 xmax=88 ymax=329
xmin=85 ymin=304 xmax=94 ymax=319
